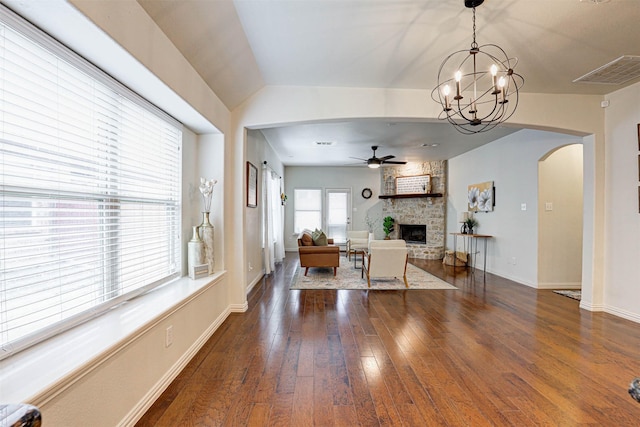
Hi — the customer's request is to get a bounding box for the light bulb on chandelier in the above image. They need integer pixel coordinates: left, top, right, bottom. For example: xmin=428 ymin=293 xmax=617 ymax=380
xmin=432 ymin=0 xmax=524 ymax=134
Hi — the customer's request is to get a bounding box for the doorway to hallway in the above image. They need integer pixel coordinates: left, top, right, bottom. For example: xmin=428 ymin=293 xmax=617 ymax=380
xmin=538 ymin=144 xmax=583 ymax=289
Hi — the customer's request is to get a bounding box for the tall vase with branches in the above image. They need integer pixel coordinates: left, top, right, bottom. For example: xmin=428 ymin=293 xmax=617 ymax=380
xmin=199 ymin=177 xmax=217 ymax=274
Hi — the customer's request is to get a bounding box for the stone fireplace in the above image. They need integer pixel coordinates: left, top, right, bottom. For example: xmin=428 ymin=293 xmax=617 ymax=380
xmin=380 ymin=161 xmax=446 ymax=260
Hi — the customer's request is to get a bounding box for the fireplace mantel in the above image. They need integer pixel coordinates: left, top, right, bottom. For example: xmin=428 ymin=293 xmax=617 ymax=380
xmin=379 ymin=193 xmax=443 ymax=199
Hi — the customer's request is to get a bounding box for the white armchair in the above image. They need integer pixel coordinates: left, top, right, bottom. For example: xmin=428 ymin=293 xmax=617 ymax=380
xmin=362 ymin=240 xmax=409 ymax=288
xmin=346 ymin=230 xmax=370 ymax=261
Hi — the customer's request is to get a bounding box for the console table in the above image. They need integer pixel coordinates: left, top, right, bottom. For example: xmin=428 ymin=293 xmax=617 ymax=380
xmin=450 ymin=233 xmax=493 ymax=280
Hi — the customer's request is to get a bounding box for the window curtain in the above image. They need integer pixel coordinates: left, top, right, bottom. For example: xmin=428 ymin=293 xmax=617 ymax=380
xmin=262 ymin=167 xmax=284 ymax=274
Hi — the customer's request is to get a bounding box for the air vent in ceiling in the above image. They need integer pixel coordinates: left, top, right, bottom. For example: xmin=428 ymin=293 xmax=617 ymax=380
xmin=573 ymin=55 xmax=640 ymax=85
xmin=314 ymin=141 xmax=335 ymax=146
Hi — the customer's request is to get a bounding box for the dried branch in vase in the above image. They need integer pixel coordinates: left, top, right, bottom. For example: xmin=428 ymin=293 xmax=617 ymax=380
xmin=199 ymin=177 xmax=217 ymax=212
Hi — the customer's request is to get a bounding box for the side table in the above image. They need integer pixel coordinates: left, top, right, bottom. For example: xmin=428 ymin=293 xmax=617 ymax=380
xmin=450 ymin=233 xmax=493 ymax=280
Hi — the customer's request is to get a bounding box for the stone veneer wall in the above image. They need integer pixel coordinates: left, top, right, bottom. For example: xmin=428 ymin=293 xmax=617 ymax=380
xmin=381 ymin=161 xmax=446 ymax=260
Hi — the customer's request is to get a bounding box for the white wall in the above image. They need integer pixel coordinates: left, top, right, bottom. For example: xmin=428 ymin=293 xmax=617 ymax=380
xmin=245 ymin=130 xmax=285 ymax=289
xmin=198 ymin=134 xmax=226 ymax=272
xmin=447 ymin=130 xmax=583 ymax=287
xmin=603 ymin=80 xmax=640 ymax=322
xmin=284 ymin=166 xmax=382 ymax=251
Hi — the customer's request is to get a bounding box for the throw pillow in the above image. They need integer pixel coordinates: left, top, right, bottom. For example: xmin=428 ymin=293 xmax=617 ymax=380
xmin=300 ymin=232 xmax=314 ymax=246
xmin=312 ymin=229 xmax=328 ymax=246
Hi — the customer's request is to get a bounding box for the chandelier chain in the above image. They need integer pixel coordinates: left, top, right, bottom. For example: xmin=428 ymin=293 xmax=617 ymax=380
xmin=471 ymin=7 xmax=478 ymax=50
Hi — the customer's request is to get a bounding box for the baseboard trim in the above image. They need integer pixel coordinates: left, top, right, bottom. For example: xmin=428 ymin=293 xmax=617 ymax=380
xmin=121 ymin=306 xmax=232 ymax=426
xmin=604 ymin=305 xmax=640 ymax=324
xmin=230 ymin=301 xmax=249 ymax=312
xmin=488 ymin=269 xmax=536 ymax=288
xmin=579 ymin=300 xmax=603 ymax=311
xmin=246 ymin=272 xmax=264 ymax=295
xmin=537 ymin=282 xmax=582 ymax=290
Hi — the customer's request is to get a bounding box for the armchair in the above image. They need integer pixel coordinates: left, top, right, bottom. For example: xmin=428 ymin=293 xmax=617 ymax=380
xmin=346 ymin=230 xmax=370 ymax=261
xmin=362 ymin=239 xmax=409 ymax=288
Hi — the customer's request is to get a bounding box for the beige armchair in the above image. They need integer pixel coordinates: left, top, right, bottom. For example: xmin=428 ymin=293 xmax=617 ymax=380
xmin=362 ymin=239 xmax=409 ymax=288
xmin=346 ymin=230 xmax=370 ymax=261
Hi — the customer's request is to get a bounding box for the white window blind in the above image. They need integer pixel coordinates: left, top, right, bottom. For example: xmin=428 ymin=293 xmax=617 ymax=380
xmin=0 ymin=6 xmax=182 ymax=359
xmin=293 ymin=189 xmax=322 ymax=233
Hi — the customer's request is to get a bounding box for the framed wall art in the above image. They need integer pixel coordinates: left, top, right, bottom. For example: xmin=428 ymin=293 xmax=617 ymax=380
xmin=468 ymin=181 xmax=494 ymax=212
xmin=247 ymin=161 xmax=258 ymax=208
xmin=396 ymin=174 xmax=431 ymax=194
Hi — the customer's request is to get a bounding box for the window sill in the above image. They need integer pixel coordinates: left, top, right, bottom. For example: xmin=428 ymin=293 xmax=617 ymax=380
xmin=0 ymin=271 xmax=226 ymax=404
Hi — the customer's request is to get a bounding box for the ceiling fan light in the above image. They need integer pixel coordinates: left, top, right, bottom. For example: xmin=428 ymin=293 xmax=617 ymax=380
xmin=368 ymin=163 xmax=380 ymax=169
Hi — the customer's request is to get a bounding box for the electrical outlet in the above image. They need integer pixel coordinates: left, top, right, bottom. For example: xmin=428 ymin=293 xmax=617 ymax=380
xmin=521 ymin=203 xmax=527 ymax=211
xmin=165 ymin=325 xmax=173 ymax=348
xmin=248 ymin=262 xmax=253 ymax=271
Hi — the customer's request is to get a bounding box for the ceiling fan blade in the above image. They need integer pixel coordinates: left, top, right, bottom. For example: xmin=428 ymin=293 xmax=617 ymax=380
xmin=379 ymin=155 xmax=395 ymax=161
xmin=381 ymin=160 xmax=407 ymax=165
xmin=348 ymin=156 xmax=367 ymax=161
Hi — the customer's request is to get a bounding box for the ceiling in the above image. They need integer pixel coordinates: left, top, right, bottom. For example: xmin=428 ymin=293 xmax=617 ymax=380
xmin=138 ymin=0 xmax=640 ymax=166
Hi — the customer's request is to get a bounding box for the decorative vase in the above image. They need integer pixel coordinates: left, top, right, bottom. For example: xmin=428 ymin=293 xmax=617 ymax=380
xmin=199 ymin=212 xmax=215 ymax=274
xmin=187 ymin=225 xmax=205 ymax=279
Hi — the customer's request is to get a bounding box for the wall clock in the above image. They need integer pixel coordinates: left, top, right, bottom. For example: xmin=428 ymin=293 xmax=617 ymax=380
xmin=361 ymin=188 xmax=372 ymax=199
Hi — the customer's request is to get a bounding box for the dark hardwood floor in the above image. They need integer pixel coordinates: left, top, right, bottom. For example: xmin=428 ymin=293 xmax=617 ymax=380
xmin=136 ymin=253 xmax=640 ymax=426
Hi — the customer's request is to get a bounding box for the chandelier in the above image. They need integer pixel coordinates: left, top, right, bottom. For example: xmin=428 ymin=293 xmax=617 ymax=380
xmin=432 ymin=0 xmax=524 ymax=134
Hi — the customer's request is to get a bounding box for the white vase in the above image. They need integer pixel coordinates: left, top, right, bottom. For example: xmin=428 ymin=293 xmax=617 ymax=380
xmin=199 ymin=212 xmax=215 ymax=274
xmin=187 ymin=225 xmax=205 ymax=279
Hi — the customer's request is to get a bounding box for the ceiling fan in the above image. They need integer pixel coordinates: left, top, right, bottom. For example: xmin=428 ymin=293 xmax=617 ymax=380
xmin=350 ymin=146 xmax=407 ymax=169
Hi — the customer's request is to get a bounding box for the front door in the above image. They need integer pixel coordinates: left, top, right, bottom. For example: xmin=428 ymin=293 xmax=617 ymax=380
xmin=325 ymin=189 xmax=351 ymax=248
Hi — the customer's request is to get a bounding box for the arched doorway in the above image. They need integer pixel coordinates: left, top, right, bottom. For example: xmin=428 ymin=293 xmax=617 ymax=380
xmin=537 ymin=144 xmax=583 ymax=289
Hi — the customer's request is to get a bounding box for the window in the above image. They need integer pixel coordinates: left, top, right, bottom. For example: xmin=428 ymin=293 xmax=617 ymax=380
xmin=293 ymin=189 xmax=322 ymax=233
xmin=0 ymin=7 xmax=182 ymax=359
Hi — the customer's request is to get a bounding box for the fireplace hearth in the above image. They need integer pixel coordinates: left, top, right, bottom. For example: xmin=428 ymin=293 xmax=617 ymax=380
xmin=399 ymin=224 xmax=426 ymax=244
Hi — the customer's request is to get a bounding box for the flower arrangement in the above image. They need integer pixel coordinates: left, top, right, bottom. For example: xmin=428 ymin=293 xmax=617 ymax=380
xmin=280 ymin=192 xmax=287 ymax=205
xmin=199 ymin=177 xmax=217 ymax=212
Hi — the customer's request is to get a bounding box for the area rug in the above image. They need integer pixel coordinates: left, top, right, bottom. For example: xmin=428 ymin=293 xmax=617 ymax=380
xmin=291 ymin=258 xmax=457 ymax=290
xmin=553 ymin=290 xmax=581 ymax=301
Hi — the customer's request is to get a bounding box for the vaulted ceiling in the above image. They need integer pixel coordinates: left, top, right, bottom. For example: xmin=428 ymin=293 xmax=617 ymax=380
xmin=138 ymin=0 xmax=640 ymax=165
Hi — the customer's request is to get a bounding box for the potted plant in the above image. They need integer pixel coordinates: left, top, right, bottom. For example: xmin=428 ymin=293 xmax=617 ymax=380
xmin=463 ymin=216 xmax=478 ymax=234
xmin=383 ymin=216 xmax=395 ymax=239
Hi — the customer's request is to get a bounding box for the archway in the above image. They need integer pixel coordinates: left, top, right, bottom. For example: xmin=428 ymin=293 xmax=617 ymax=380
xmin=537 ymin=144 xmax=583 ymax=289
